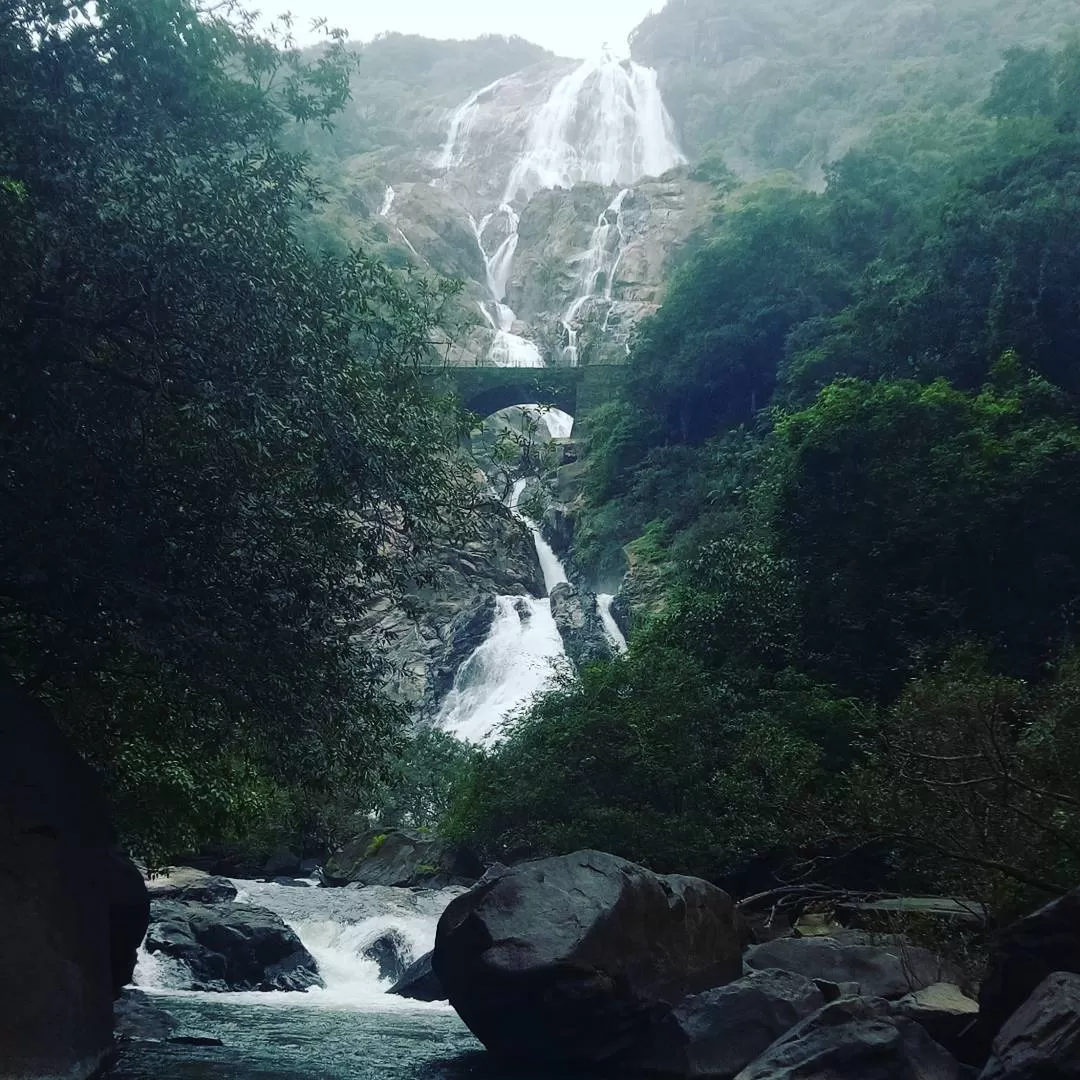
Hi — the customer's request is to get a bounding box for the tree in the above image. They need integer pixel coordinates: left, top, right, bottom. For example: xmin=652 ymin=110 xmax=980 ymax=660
xmin=768 ymin=370 xmax=1080 ymax=697
xmin=0 ymin=0 xmax=470 ymax=859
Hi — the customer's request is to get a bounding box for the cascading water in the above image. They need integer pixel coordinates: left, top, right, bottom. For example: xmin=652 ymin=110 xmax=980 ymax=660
xmin=440 ymin=54 xmax=684 ymax=369
xmin=437 ymin=478 xmax=569 ymax=744
xmin=561 ymin=188 xmax=631 ymax=365
xmin=503 ymin=57 xmax=685 ymax=202
xmin=597 ymin=594 xmax=628 ymax=654
xmin=379 ymin=185 xmax=396 ymax=217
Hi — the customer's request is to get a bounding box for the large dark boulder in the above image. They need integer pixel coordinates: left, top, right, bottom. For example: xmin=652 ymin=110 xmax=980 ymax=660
xmin=144 ymin=900 xmax=323 ymax=992
xmin=642 ymin=969 xmax=826 ymax=1078
xmin=0 ymin=677 xmax=148 ymax=1080
xmin=165 ymin=875 xmax=239 ymax=904
xmin=322 ymin=827 xmax=480 ymax=888
xmin=980 ymin=972 xmax=1080 ymax=1080
xmin=895 ymin=983 xmax=981 ymax=1066
xmin=389 ymin=950 xmax=446 ymax=1001
xmin=746 ymin=936 xmax=954 ymax=1000
xmin=432 ymin=850 xmax=742 ymax=1067
xmin=736 ymin=997 xmax=963 ymax=1080
xmin=979 ymin=887 xmax=1080 ymax=1036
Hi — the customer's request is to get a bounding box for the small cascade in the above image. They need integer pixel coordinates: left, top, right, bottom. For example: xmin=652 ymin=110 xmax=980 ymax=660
xmin=561 ymin=188 xmax=631 ymax=365
xmin=436 ymin=76 xmax=506 ymax=171
xmin=597 ymin=594 xmax=628 ymax=654
xmin=470 ymin=209 xmax=542 ymax=367
xmin=136 ymin=880 xmax=463 ymax=1009
xmin=437 ymin=479 xmax=570 ymax=744
xmin=379 ymin=185 xmax=396 ymax=217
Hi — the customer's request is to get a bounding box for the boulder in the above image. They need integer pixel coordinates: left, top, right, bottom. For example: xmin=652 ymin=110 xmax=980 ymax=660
xmin=322 ymin=827 xmax=480 ymax=888
xmin=895 ymin=983 xmax=981 ymax=1065
xmin=979 ymin=887 xmax=1080 ymax=1035
xmin=0 ymin=676 xmax=149 ymax=1080
xmin=363 ymin=929 xmax=412 ymax=983
xmin=642 ymin=969 xmax=826 ymax=1077
xmin=262 ymin=846 xmax=301 ymax=879
xmin=169 ymin=876 xmax=239 ymax=905
xmin=144 ymin=900 xmax=323 ymax=992
xmin=980 ymin=972 xmax=1080 ymax=1080
xmin=433 ymin=850 xmax=742 ymax=1066
xmin=746 ymin=936 xmax=953 ymax=1000
xmin=549 ymin=581 xmax=614 ymax=668
xmin=735 ymin=997 xmax=963 ymax=1080
xmin=388 ymin=950 xmax=446 ymax=1002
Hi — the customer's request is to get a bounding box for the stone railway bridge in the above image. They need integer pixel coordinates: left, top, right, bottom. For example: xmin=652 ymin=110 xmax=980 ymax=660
xmin=422 ymin=364 xmax=628 ymax=435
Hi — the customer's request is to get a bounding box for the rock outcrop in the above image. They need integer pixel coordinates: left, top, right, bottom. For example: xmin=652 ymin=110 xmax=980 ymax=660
xmin=746 ymin=935 xmax=954 ymax=1000
xmin=432 ymin=849 xmax=742 ymax=1067
xmin=144 ymin=900 xmax=322 ymax=992
xmin=735 ymin=996 xmax=963 ymax=1080
xmin=549 ymin=580 xmax=614 ymax=667
xmin=0 ymin=676 xmax=149 ymax=1080
xmin=642 ymin=969 xmax=826 ymax=1078
xmin=322 ymin=828 xmax=481 ymax=889
xmin=388 ymin=950 xmax=446 ymax=1002
xmin=362 ymin=929 xmax=412 ymax=983
xmin=980 ymin=972 xmax=1080 ymax=1080
xmin=979 ymin=886 xmax=1080 ymax=1036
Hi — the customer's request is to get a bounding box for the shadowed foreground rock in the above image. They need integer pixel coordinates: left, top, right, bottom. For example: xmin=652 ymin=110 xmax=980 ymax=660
xmin=642 ymin=968 xmax=826 ymax=1078
xmin=0 ymin=677 xmax=148 ymax=1080
xmin=432 ymin=850 xmax=742 ymax=1067
xmin=981 ymin=972 xmax=1080 ymax=1080
xmin=735 ymin=997 xmax=962 ymax=1080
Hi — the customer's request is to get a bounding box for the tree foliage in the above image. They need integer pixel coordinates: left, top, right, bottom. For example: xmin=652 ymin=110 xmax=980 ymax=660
xmin=0 ymin=0 xmax=469 ymax=859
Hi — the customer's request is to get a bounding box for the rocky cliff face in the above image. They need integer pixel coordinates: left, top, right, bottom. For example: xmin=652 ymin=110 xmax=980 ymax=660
xmin=301 ymin=38 xmax=714 ymax=375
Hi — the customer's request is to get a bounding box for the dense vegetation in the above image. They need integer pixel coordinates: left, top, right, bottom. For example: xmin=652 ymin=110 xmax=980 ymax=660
xmin=448 ymin=41 xmax=1080 ymax=913
xmin=0 ymin=0 xmax=470 ymax=861
xmin=632 ymin=0 xmax=1078 ymax=180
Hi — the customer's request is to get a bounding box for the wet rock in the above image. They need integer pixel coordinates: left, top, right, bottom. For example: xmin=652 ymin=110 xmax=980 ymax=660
xmin=433 ymin=849 xmax=742 ymax=1067
xmin=389 ymin=951 xmax=446 ymax=1002
xmin=980 ymin=972 xmax=1080 ymax=1080
xmin=363 ymin=929 xmax=412 ymax=983
xmin=113 ymin=989 xmax=180 ymax=1043
xmin=549 ymin=581 xmax=614 ymax=668
xmin=979 ymin=886 xmax=1080 ymax=1036
xmin=168 ymin=1034 xmax=225 ymax=1047
xmin=0 ymin=676 xmax=149 ymax=1080
xmin=144 ymin=900 xmax=322 ymax=992
xmin=746 ymin=935 xmax=954 ymax=1000
xmin=642 ymin=969 xmax=826 ymax=1077
xmin=168 ymin=876 xmax=239 ymax=905
xmin=427 ymin=596 xmax=497 ymax=706
xmin=735 ymin=996 xmax=963 ymax=1080
xmin=323 ymin=828 xmax=481 ymax=889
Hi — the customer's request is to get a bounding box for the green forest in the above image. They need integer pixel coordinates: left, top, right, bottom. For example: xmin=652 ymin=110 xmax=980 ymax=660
xmin=4 ymin=0 xmax=1080 ymax=925
xmin=447 ymin=40 xmax=1080 ymax=915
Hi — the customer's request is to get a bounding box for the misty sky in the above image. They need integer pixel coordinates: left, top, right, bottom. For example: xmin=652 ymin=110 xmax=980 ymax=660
xmin=281 ymin=1 xmax=668 ymax=59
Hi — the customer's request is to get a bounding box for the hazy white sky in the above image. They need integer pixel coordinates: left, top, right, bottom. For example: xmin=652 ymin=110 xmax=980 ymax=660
xmin=280 ymin=1 xmax=668 ymax=60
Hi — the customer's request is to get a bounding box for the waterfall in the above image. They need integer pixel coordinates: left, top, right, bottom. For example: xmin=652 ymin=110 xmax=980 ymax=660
xmin=440 ymin=55 xmax=684 ymax=369
xmin=379 ymin=185 xmax=396 ymax=217
xmin=503 ymin=57 xmax=685 ymax=202
xmin=436 ymin=479 xmax=571 ymax=744
xmin=597 ymin=594 xmax=628 ymax=654
xmin=436 ymin=76 xmax=507 ymax=171
xmin=136 ymin=880 xmax=463 ymax=1010
xmin=562 ymin=188 xmax=631 ymax=365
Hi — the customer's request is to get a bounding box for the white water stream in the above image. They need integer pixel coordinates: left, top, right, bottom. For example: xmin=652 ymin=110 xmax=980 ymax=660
xmin=437 ymin=54 xmax=684 ymax=368
xmin=437 ymin=477 xmax=568 ymax=744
